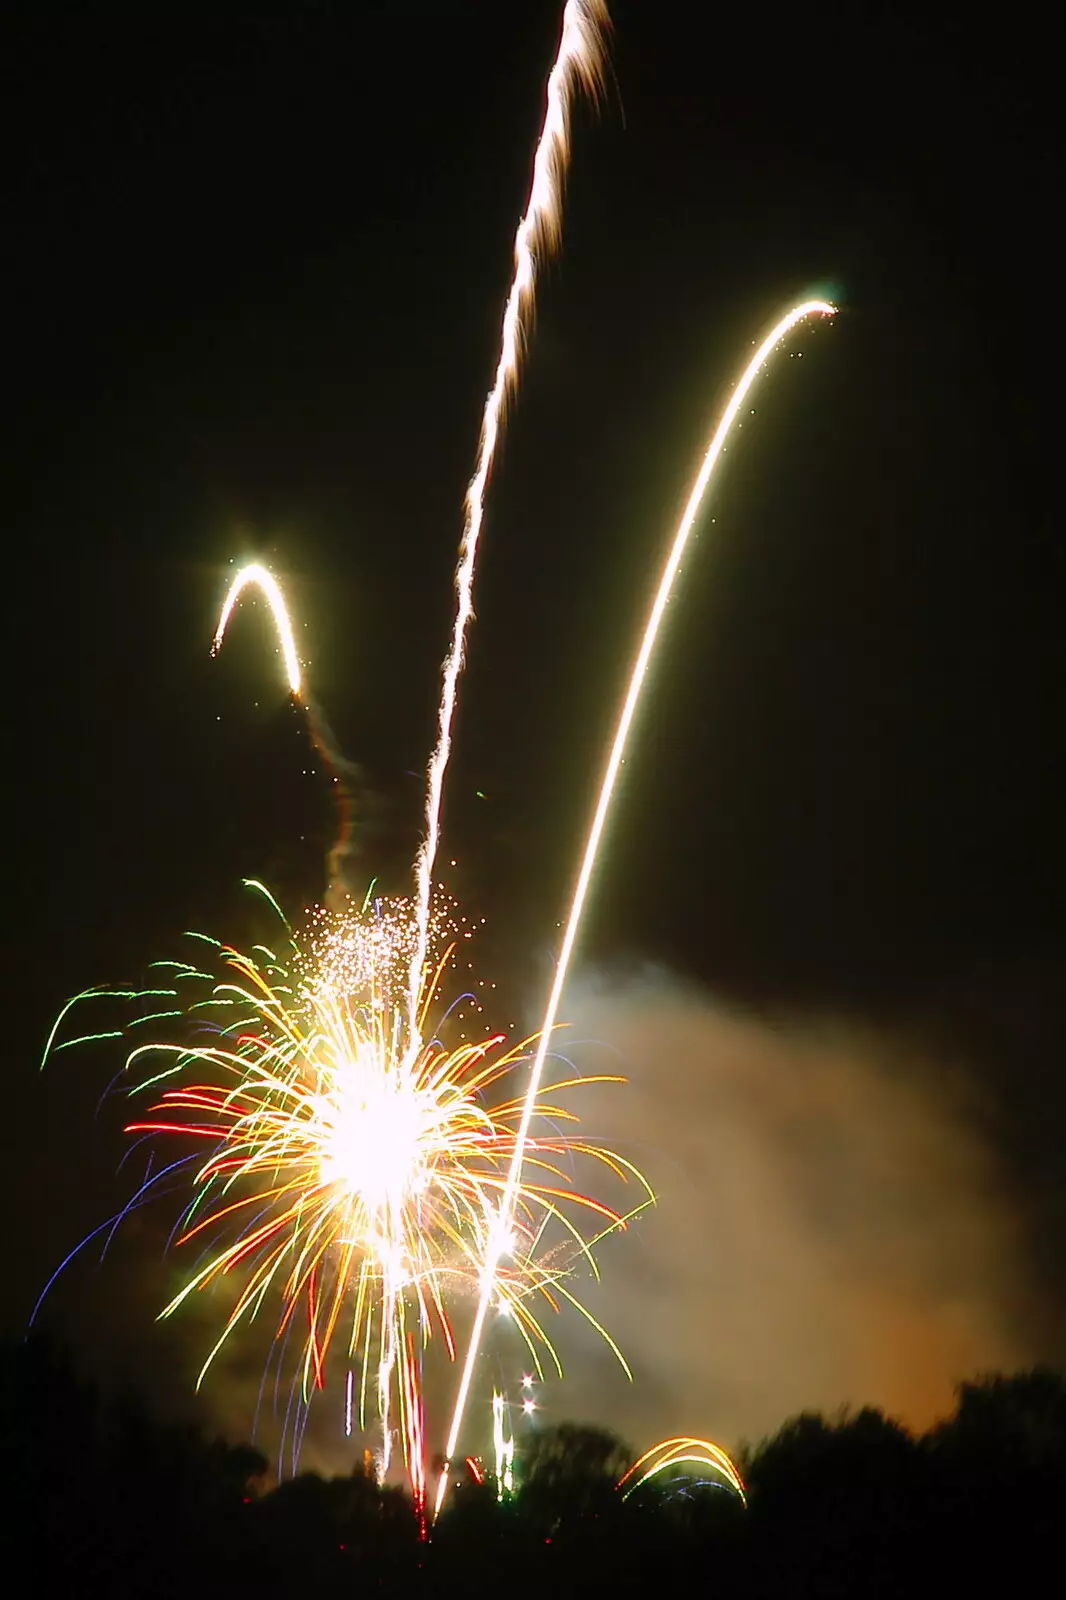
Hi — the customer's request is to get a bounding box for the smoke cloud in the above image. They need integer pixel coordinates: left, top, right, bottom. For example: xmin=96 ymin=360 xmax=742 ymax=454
xmin=302 ymin=694 xmax=362 ymax=908
xmin=536 ymin=968 xmax=1039 ymax=1453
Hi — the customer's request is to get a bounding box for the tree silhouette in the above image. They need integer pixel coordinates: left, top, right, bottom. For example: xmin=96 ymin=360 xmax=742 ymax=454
xmin=925 ymin=1369 xmax=1066 ymax=1584
xmin=519 ymin=1421 xmax=632 ymax=1517
xmin=928 ymin=1368 xmax=1066 ymax=1470
xmin=6 ymin=1336 xmax=1065 ymax=1597
xmin=742 ymin=1407 xmax=928 ymax=1597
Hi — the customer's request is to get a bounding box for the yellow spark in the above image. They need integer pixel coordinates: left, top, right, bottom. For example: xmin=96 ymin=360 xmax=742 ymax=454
xmin=437 ymin=297 xmax=836 ymax=1514
xmin=212 ymin=562 xmax=302 ymax=696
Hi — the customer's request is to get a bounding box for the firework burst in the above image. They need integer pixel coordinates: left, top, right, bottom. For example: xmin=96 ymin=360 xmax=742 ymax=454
xmin=47 ymin=889 xmax=650 ymax=1510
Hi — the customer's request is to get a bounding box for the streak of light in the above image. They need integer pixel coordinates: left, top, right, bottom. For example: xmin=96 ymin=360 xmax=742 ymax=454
xmin=618 ymin=1436 xmax=746 ymax=1503
xmin=409 ymin=0 xmax=609 ymax=1043
xmin=212 ymin=563 xmax=302 ymax=696
xmin=436 ymin=297 xmax=836 ymax=1515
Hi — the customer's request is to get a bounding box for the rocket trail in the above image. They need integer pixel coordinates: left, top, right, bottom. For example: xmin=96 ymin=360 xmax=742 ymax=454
xmin=212 ymin=563 xmax=302 ymax=695
xmin=435 ymin=297 xmax=836 ymax=1516
xmin=212 ymin=562 xmax=355 ymax=902
xmin=408 ymin=0 xmax=609 ymax=1044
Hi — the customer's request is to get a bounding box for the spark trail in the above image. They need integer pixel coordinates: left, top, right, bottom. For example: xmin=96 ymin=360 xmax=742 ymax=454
xmin=408 ymin=0 xmax=609 ymax=1043
xmin=435 ymin=297 xmax=836 ymax=1515
xmin=618 ymin=1437 xmax=746 ymax=1503
xmin=213 ymin=562 xmax=302 ymax=694
xmin=213 ymin=562 xmax=355 ymax=902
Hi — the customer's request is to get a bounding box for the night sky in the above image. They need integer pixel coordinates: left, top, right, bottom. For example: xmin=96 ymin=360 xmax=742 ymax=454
xmin=6 ymin=3 xmax=1061 ymax=1452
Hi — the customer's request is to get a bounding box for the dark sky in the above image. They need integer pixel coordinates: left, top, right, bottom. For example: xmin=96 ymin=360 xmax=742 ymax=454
xmin=5 ymin=2 xmax=1061 ymax=1444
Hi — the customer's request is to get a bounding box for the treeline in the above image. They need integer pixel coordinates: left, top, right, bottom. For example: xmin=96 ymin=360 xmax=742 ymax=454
xmin=2 ymin=1336 xmax=1061 ymax=1596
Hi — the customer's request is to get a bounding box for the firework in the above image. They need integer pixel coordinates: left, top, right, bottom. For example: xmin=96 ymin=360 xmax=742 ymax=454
xmin=492 ymin=1390 xmax=516 ymax=1498
xmin=45 ymin=0 xmax=840 ymax=1518
xmin=436 ymin=298 xmax=836 ymax=1513
xmin=300 ymin=889 xmax=463 ymax=1013
xmin=409 ymin=0 xmax=609 ymax=1039
xmin=212 ymin=562 xmax=302 ymax=695
xmin=47 ymin=889 xmax=649 ymax=1510
xmin=618 ymin=1437 xmax=746 ymax=1504
xmin=212 ymin=562 xmax=355 ymax=899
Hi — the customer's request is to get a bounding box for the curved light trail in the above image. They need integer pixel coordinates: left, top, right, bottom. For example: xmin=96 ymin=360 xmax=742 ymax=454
xmin=435 ymin=296 xmax=836 ymax=1515
xmin=212 ymin=562 xmax=302 ymax=696
xmin=618 ymin=1436 xmax=746 ymax=1503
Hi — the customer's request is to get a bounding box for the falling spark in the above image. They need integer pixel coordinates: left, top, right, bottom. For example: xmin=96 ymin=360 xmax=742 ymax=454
xmin=408 ymin=0 xmax=609 ymax=1042
xmin=436 ymin=297 xmax=836 ymax=1516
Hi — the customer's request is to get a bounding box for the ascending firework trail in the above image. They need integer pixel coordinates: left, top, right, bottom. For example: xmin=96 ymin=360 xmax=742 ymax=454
xmin=212 ymin=562 xmax=356 ymax=903
xmin=435 ymin=297 xmax=837 ymax=1516
xmin=408 ymin=0 xmax=609 ymax=1045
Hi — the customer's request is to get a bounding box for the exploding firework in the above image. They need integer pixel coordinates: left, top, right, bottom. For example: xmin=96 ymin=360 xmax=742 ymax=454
xmin=436 ymin=298 xmax=836 ymax=1509
xmin=299 ymin=888 xmax=462 ymax=1015
xmin=45 ymin=888 xmax=649 ymax=1511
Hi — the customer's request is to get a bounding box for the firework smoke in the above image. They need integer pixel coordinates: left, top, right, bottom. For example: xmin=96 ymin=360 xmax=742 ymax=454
xmin=556 ymin=972 xmax=1037 ymax=1450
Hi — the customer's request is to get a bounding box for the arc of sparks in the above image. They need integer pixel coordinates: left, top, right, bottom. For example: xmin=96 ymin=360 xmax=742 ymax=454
xmin=618 ymin=1437 xmax=746 ymax=1503
xmin=407 ymin=0 xmax=609 ymax=1043
xmin=435 ymin=297 xmax=837 ymax=1516
xmin=212 ymin=563 xmax=302 ymax=696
